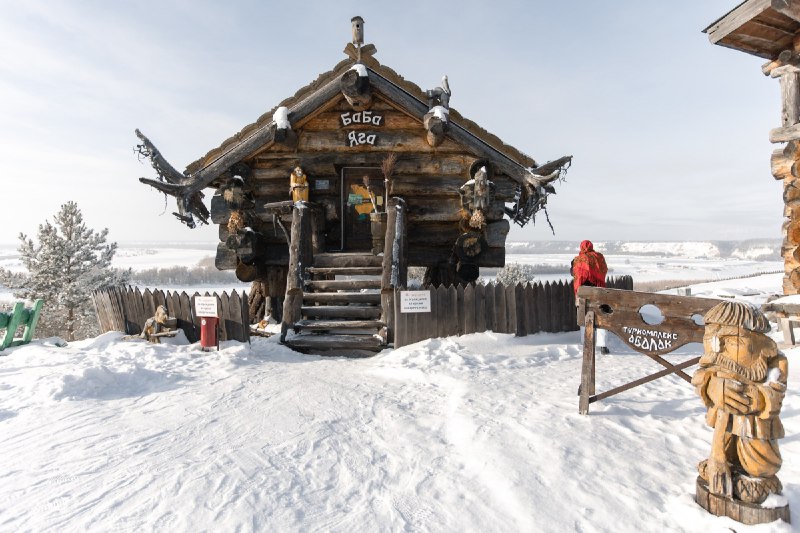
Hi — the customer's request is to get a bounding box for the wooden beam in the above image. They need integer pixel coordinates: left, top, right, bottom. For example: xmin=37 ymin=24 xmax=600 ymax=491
xmin=772 ymin=0 xmax=800 ymax=22
xmin=704 ymin=0 xmax=771 ymax=45
xmin=763 ymin=57 xmax=784 ymax=75
xmin=717 ymin=36 xmax=779 ymax=59
xmin=340 ymin=68 xmax=372 ymax=110
xmin=782 ymin=69 xmax=800 ymax=127
xmin=771 ymin=122 xmax=800 ymax=142
xmin=771 ymin=145 xmax=800 ymax=179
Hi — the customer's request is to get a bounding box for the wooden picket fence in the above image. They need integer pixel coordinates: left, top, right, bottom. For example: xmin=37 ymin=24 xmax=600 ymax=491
xmin=394 ymin=276 xmax=633 ymax=348
xmin=91 ymin=286 xmax=250 ymax=343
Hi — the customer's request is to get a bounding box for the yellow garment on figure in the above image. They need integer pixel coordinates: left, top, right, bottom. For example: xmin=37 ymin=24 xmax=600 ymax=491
xmin=290 ymin=169 xmax=309 ymax=203
xmin=349 ymin=184 xmax=373 ymax=215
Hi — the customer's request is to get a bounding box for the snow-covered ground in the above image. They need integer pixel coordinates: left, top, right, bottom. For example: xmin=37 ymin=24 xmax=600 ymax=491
xmin=0 ymin=248 xmax=797 ymax=531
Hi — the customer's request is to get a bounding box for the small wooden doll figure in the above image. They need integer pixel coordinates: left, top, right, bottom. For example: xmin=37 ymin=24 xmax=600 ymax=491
xmin=692 ymin=301 xmax=790 ymax=521
xmin=290 ymin=166 xmax=309 ymax=203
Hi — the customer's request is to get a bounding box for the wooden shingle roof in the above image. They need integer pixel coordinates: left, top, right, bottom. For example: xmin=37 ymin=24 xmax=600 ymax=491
xmin=183 ymin=53 xmax=548 ymax=187
xmin=703 ymin=0 xmax=800 ymax=59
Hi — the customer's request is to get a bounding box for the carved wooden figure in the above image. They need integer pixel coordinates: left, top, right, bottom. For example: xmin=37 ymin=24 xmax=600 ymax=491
xmin=140 ymin=305 xmax=177 ymax=343
xmin=692 ymin=301 xmax=790 ymax=524
xmin=460 ymin=165 xmax=495 ymax=229
xmin=290 ymin=166 xmax=309 ymax=203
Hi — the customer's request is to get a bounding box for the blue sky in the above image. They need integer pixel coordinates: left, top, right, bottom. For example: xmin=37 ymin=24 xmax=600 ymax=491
xmin=0 ymin=1 xmax=782 ymax=244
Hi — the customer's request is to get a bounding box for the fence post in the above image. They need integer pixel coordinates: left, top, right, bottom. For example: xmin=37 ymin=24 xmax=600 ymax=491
xmin=464 ymin=284 xmax=476 ymax=334
xmin=515 ymin=283 xmax=526 ymax=336
xmin=485 ymin=282 xmax=495 ymax=332
xmin=475 ymin=284 xmax=486 ymax=333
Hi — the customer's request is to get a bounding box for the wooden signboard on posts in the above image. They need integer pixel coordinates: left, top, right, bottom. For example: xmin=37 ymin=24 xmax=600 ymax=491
xmin=577 ymin=287 xmax=722 ymax=414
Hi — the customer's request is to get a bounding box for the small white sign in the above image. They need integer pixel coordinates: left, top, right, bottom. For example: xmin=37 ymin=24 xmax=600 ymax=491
xmin=400 ymin=291 xmax=431 ymax=313
xmin=194 ymin=296 xmax=219 ymax=317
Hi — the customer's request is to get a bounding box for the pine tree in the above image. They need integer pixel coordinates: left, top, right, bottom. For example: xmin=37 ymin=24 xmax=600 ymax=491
xmin=0 ymin=201 xmax=130 ymax=341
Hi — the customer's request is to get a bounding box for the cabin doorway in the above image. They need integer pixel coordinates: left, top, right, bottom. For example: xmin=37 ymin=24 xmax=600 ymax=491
xmin=340 ymin=167 xmax=384 ymax=252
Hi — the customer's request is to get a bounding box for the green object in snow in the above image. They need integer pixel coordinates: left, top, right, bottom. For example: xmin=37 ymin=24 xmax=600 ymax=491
xmin=0 ymin=299 xmax=43 ymax=352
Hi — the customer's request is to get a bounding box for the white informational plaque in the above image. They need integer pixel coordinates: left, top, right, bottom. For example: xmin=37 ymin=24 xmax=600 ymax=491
xmin=194 ymin=296 xmax=219 ymax=317
xmin=400 ymin=290 xmax=431 ymax=313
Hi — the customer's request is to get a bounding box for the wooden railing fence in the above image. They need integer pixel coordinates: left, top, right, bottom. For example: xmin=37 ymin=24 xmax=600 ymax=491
xmin=92 ymin=286 xmax=250 ymax=343
xmin=394 ymin=276 xmax=633 ymax=348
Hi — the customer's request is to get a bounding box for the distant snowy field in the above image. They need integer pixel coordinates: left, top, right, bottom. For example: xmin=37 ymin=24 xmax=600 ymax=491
xmin=0 ymin=271 xmax=797 ymax=532
xmin=0 ymin=242 xmax=218 ymax=274
xmin=0 ymin=242 xmax=250 ymax=300
xmin=0 ymin=241 xmax=785 ymax=300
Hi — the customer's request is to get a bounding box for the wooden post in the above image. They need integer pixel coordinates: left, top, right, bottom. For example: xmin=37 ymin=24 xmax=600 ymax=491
xmin=281 ymin=202 xmax=310 ymax=342
xmin=475 ymin=283 xmax=486 ymax=333
xmin=515 ymin=283 xmax=527 ymax=336
xmin=781 ymin=70 xmax=800 ymax=128
xmin=579 ymin=311 xmax=596 ymax=415
xmin=464 ymin=284 xmax=476 ymax=334
xmin=393 ymin=199 xmax=407 ymax=289
xmin=381 ymin=197 xmax=406 ymax=343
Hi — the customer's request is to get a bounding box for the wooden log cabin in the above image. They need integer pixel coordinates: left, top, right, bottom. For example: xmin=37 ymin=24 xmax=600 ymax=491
xmin=136 ymin=17 xmax=571 ymax=354
xmin=705 ymin=0 xmax=800 ymax=295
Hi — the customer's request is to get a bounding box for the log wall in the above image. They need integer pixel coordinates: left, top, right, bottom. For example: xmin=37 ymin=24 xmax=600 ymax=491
xmin=769 ymin=39 xmax=800 ymax=294
xmin=217 ymin=94 xmax=514 ymax=276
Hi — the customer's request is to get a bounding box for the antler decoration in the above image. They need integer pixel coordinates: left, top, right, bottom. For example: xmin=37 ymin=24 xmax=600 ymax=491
xmin=134 ymin=129 xmax=210 ymax=228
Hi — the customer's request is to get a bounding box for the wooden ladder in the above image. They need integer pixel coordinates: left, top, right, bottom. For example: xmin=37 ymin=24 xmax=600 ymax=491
xmin=283 ymin=253 xmax=387 ymax=355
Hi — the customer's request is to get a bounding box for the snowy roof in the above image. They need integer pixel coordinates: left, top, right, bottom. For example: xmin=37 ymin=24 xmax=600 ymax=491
xmin=183 ymin=53 xmax=545 ymax=185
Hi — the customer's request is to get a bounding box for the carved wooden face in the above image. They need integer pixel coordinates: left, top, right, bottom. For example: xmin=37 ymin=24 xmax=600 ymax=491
xmin=703 ymin=323 xmax=771 ymax=369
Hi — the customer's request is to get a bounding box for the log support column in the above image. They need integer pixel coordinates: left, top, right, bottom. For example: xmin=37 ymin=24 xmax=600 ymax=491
xmin=767 ymin=44 xmax=800 ymax=294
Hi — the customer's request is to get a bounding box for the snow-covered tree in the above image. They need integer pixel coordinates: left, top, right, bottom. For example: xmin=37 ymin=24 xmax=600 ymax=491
xmin=0 ymin=201 xmax=130 ymax=341
xmin=495 ymin=262 xmax=538 ymax=286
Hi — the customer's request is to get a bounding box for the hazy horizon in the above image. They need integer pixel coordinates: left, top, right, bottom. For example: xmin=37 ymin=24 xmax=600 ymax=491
xmin=0 ymin=1 xmax=786 ymax=245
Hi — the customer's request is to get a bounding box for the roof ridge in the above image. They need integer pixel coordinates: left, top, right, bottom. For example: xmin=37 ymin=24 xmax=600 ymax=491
xmin=184 ymin=53 xmax=537 ymax=176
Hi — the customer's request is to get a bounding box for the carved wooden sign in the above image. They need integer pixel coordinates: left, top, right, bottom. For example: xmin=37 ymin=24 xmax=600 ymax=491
xmin=576 ymin=287 xmax=722 ymax=415
xmin=621 ymin=326 xmax=681 ymax=354
xmin=340 ymin=110 xmax=383 ymax=126
xmin=577 ymin=288 xmax=719 ymax=357
xmin=341 ymin=110 xmax=384 ymax=147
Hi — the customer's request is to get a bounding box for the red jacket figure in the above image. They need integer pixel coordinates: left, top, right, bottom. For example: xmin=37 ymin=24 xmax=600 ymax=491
xmin=571 ymin=240 xmax=608 ymax=296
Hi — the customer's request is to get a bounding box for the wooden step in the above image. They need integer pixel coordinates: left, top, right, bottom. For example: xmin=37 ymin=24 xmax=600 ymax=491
xmin=304 ymin=292 xmax=381 ymax=304
xmin=307 ymin=266 xmax=383 ymax=276
xmin=314 ymin=253 xmax=382 ymax=268
xmin=283 ymin=333 xmax=385 ymax=352
xmin=302 ymin=305 xmax=381 ymax=319
xmin=295 ymin=319 xmax=385 ymax=331
xmin=306 ymin=279 xmax=381 ymax=291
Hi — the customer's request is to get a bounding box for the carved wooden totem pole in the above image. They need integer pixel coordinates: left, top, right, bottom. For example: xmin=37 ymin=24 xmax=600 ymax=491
xmin=692 ymin=301 xmax=790 ymax=525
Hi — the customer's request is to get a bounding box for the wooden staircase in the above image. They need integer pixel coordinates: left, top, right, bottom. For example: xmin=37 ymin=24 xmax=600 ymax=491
xmin=282 ymin=253 xmax=387 ymax=355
